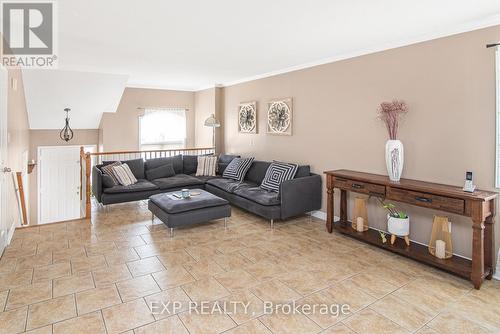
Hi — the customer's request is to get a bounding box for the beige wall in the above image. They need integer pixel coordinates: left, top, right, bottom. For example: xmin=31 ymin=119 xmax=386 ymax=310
xmin=222 ymin=25 xmax=500 ymax=259
xmin=28 ymin=129 xmax=99 ymax=224
xmin=100 ymin=87 xmax=195 ymax=151
xmin=6 ymin=67 xmax=30 ymax=231
xmin=194 ymin=87 xmax=224 ymax=152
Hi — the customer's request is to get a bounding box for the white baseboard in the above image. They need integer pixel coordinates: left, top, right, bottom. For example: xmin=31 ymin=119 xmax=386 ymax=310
xmin=310 ymin=210 xmax=326 ymax=220
xmin=310 ymin=210 xmax=341 ymax=222
xmin=7 ymin=219 xmax=16 ymax=246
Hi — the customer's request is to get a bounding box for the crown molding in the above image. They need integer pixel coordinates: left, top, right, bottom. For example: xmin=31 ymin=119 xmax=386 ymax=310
xmin=222 ymin=13 xmax=500 ymax=88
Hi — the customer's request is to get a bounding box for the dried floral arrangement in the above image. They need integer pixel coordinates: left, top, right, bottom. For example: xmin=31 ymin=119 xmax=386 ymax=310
xmin=377 ymin=100 xmax=408 ymax=140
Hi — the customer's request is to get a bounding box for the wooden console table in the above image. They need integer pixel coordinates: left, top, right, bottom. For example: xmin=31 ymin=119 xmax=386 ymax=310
xmin=324 ymin=169 xmax=497 ymax=289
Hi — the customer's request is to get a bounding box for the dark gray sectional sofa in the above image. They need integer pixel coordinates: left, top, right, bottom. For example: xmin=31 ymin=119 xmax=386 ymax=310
xmin=92 ymin=154 xmax=322 ymax=221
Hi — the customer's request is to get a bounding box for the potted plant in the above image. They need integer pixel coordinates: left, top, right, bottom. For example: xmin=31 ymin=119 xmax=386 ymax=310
xmin=378 ymin=100 xmax=408 ymax=182
xmin=379 ymin=199 xmax=410 ymax=246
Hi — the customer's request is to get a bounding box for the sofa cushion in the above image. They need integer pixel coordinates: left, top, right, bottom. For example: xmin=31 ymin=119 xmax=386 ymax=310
xmin=103 ymin=179 xmax=158 ymax=194
xmin=152 ymin=174 xmax=204 ymax=190
xmin=295 ymin=165 xmax=311 ymax=178
xmin=233 ymin=183 xmax=280 ymax=206
xmin=217 ymin=154 xmax=240 ymax=175
xmin=206 ymin=178 xmax=241 ymax=193
xmin=245 ymin=161 xmax=271 ymax=184
xmin=145 ymin=155 xmax=183 ymax=174
xmin=182 ymin=155 xmax=198 ymax=175
xmin=102 ymin=174 xmax=116 ymax=188
xmin=146 ymin=164 xmax=175 ymax=181
xmin=192 ymin=175 xmax=219 ymax=183
xmin=122 ymin=159 xmax=145 ymax=179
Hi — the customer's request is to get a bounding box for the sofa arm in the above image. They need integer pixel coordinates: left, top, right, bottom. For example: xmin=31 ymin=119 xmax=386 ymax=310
xmin=92 ymin=166 xmax=103 ymax=203
xmin=280 ymin=173 xmax=322 ymax=219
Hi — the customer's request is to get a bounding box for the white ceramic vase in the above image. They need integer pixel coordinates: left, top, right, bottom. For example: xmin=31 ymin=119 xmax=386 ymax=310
xmin=385 ymin=140 xmax=404 ymax=182
xmin=387 ymin=214 xmax=410 ymax=236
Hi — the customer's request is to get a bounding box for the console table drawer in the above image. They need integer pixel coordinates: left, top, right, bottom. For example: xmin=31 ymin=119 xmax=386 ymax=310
xmin=387 ymin=187 xmax=464 ymax=214
xmin=334 ymin=177 xmax=385 ymax=196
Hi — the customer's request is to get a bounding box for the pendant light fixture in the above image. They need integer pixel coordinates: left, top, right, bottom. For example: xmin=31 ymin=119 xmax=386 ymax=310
xmin=59 ymin=107 xmax=74 ymax=142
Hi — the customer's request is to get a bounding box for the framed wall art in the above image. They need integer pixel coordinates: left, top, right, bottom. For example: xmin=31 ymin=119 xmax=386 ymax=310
xmin=238 ymin=101 xmax=257 ymax=133
xmin=267 ymin=98 xmax=292 ymax=135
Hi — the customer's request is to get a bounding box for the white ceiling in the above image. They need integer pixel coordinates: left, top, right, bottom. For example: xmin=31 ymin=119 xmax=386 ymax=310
xmin=55 ymin=0 xmax=500 ymax=91
xmin=23 ymin=70 xmax=128 ymax=129
xmin=20 ymin=0 xmax=500 ymax=129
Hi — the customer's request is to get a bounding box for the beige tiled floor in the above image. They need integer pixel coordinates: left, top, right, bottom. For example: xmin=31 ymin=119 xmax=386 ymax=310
xmin=1 ymin=200 xmax=500 ymax=334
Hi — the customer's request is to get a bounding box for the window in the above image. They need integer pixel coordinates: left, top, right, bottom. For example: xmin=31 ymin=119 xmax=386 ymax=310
xmin=139 ymin=108 xmax=187 ymax=150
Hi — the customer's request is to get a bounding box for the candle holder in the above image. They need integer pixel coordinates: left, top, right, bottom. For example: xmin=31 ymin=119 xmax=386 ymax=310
xmin=429 ymin=215 xmax=453 ymax=259
xmin=352 ymin=197 xmax=369 ymax=232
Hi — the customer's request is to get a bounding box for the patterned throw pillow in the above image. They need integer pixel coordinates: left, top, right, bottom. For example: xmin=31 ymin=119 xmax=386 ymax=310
xmin=196 ymin=156 xmax=217 ymax=176
xmin=260 ymin=162 xmax=298 ymax=193
xmin=101 ymin=161 xmax=121 ymax=185
xmin=222 ymin=157 xmax=254 ymax=181
xmin=112 ymin=163 xmax=138 ymax=186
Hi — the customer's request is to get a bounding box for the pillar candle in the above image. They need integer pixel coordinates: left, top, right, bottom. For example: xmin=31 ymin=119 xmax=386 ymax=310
xmin=435 ymin=239 xmax=446 ymax=259
xmin=356 ymin=217 xmax=364 ymax=232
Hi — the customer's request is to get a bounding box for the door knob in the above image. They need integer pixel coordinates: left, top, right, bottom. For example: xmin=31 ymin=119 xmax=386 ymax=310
xmin=3 ymin=167 xmax=11 ymax=173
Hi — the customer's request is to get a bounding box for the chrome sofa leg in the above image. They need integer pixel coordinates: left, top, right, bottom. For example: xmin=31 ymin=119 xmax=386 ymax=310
xmin=270 ymin=219 xmax=274 ymax=229
xmin=169 ymin=228 xmax=174 ymax=238
xmin=224 ymin=217 xmax=227 ymax=229
xmin=151 ymin=213 xmax=154 ymax=224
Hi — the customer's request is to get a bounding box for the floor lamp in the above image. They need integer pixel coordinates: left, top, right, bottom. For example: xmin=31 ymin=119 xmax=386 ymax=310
xmin=204 ymin=114 xmax=220 ymax=152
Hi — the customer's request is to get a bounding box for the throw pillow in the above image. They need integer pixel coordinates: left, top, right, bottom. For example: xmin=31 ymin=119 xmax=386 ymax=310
xmin=113 ymin=163 xmax=138 ymax=186
xmin=102 ymin=174 xmax=116 ymax=188
xmin=196 ymin=156 xmax=217 ymax=176
xmin=101 ymin=161 xmax=121 ymax=184
xmin=217 ymin=154 xmax=241 ymax=175
xmin=260 ymin=162 xmax=299 ymax=192
xmin=145 ymin=164 xmax=175 ymax=180
xmin=222 ymin=157 xmax=254 ymax=181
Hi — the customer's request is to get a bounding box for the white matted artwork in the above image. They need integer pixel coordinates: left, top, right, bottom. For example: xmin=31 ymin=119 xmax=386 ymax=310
xmin=238 ymin=101 xmax=257 ymax=133
xmin=267 ymin=98 xmax=292 ymax=135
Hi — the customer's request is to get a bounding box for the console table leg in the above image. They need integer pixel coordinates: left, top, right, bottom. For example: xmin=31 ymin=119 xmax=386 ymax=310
xmin=484 ymin=215 xmax=495 ymax=280
xmin=340 ymin=190 xmax=347 ymax=224
xmin=471 ymin=221 xmax=485 ymax=289
xmin=326 ymin=185 xmax=334 ymax=233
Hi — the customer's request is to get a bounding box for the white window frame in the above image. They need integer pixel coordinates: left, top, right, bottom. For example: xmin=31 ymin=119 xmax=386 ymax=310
xmin=138 ymin=108 xmax=187 ymax=150
xmin=496 ymin=49 xmax=500 ymax=188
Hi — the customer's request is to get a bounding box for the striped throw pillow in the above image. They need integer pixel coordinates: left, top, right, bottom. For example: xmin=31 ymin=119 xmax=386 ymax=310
xmin=222 ymin=157 xmax=254 ymax=181
xmin=101 ymin=161 xmax=121 ymax=185
xmin=112 ymin=163 xmax=138 ymax=186
xmin=196 ymin=156 xmax=217 ymax=176
xmin=260 ymin=162 xmax=298 ymax=193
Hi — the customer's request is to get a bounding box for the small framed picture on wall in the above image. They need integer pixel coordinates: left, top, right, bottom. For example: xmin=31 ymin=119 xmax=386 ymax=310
xmin=238 ymin=101 xmax=257 ymax=134
xmin=267 ymin=98 xmax=292 ymax=136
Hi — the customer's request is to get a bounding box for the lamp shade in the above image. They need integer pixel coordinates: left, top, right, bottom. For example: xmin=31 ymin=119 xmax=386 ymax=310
xmin=204 ymin=114 xmax=220 ymax=127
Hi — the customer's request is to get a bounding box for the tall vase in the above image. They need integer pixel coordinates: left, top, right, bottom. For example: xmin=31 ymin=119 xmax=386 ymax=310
xmin=385 ymin=140 xmax=404 ymax=182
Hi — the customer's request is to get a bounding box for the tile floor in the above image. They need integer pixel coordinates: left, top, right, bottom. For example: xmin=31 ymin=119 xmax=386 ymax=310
xmin=0 ymin=201 xmax=499 ymax=334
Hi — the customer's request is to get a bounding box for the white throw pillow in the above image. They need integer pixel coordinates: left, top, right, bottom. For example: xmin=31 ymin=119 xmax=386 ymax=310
xmin=196 ymin=156 xmax=217 ymax=176
xmin=113 ymin=163 xmax=137 ymax=186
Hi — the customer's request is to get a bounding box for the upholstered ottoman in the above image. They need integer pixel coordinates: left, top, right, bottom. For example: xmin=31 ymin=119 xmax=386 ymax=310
xmin=148 ymin=189 xmax=231 ymax=237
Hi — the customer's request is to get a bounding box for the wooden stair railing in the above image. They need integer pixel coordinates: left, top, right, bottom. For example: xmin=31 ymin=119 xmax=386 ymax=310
xmin=79 ymin=147 xmax=216 ymax=219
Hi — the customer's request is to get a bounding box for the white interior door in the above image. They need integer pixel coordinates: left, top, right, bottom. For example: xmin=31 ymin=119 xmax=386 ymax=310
xmin=0 ymin=66 xmax=8 ymax=251
xmin=38 ymin=146 xmax=81 ymax=224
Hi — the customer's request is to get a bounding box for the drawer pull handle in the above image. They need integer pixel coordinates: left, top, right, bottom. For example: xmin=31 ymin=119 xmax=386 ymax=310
xmin=415 ymin=196 xmax=432 ymax=203
xmin=352 ymin=183 xmax=364 ymax=189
